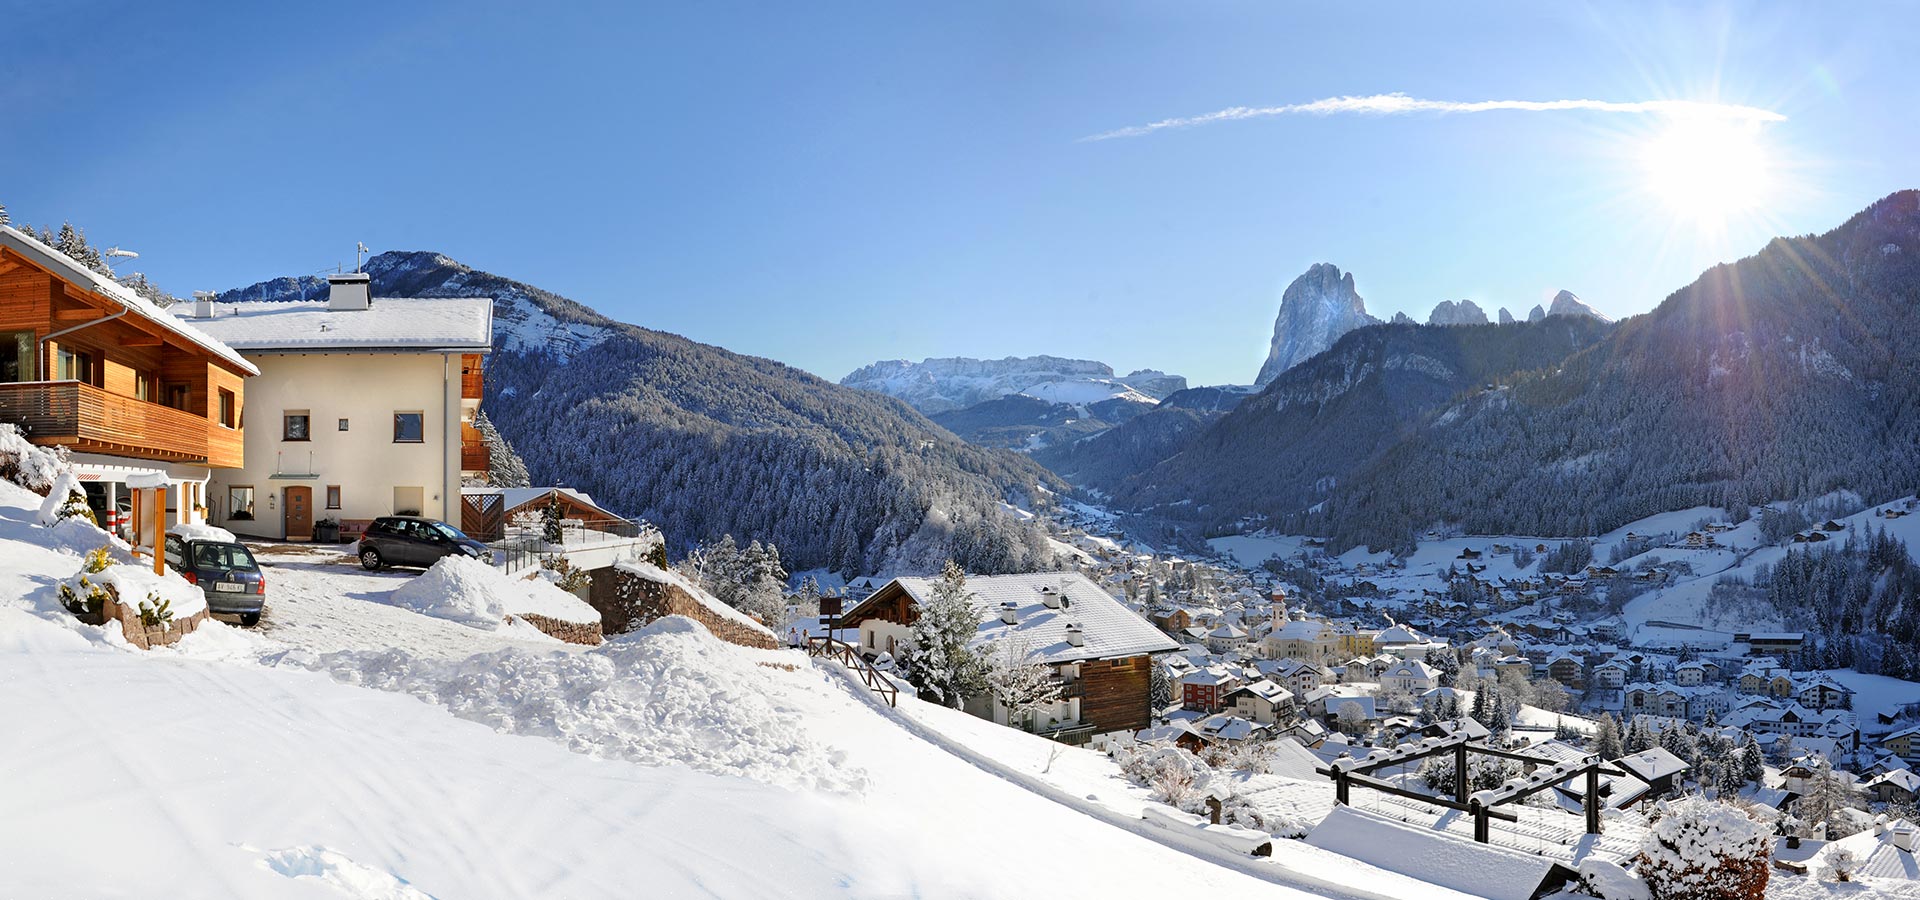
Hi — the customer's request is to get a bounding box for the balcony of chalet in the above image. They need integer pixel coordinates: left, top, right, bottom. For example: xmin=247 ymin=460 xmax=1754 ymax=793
xmin=0 ymin=228 xmax=253 ymax=468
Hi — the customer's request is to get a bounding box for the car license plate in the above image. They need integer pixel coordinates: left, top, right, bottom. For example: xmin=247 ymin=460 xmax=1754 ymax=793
xmin=214 ymin=582 xmax=246 ymax=593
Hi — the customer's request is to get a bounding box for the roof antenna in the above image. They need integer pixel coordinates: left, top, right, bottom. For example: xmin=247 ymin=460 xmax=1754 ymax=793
xmin=355 ymin=242 xmax=370 ymax=273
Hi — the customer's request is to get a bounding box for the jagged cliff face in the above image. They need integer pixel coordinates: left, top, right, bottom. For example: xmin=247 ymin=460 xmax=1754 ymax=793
xmin=1255 ymin=263 xmax=1379 ymax=386
xmin=841 ymin=356 xmax=1184 ymax=415
xmin=1427 ymin=298 xmax=1489 ymax=326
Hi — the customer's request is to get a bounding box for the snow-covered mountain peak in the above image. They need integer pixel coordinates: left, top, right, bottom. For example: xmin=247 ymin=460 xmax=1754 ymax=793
xmin=1547 ymin=289 xmax=1612 ymax=323
xmin=841 ymin=355 xmax=1184 ymax=415
xmin=1254 ymin=262 xmax=1379 ymax=387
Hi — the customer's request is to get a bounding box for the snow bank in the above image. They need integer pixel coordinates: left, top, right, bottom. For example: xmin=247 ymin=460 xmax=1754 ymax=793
xmin=35 ymin=471 xmax=84 ymax=526
xmin=389 ymin=556 xmax=510 ymax=628
xmin=1140 ymin=804 xmax=1275 ymax=855
xmin=516 ymin=575 xmax=600 ymax=625
xmin=285 ymin=615 xmax=863 ymax=793
xmin=390 ymin=556 xmax=600 ymax=630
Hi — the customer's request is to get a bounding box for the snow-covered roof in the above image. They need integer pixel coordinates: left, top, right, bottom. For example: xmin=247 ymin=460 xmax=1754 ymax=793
xmin=463 ymin=486 xmax=605 ymax=516
xmin=1225 ymin=679 xmax=1293 ymax=704
xmin=0 ymin=225 xmax=258 ymax=375
xmin=180 ymin=297 xmax=494 ymax=352
xmin=1617 ymin=747 xmax=1689 ymax=782
xmin=1807 ymin=819 xmax=1920 ymax=881
xmin=855 ymin=572 xmax=1180 ymax=664
xmin=1271 ymin=620 xmax=1327 ymax=641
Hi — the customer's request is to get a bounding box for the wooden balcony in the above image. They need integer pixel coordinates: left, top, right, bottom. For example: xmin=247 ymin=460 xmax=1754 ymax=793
xmin=460 ymin=353 xmax=484 ymax=400
xmin=0 ymin=380 xmax=216 ymax=463
xmin=461 ymin=421 xmax=489 ymax=473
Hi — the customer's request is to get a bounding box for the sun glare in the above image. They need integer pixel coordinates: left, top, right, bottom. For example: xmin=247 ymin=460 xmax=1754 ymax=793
xmin=1639 ymin=116 xmax=1774 ymax=226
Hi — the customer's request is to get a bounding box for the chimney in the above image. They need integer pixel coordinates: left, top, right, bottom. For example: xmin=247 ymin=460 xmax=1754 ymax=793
xmin=327 ymin=272 xmax=372 ymax=311
xmin=191 ymin=290 xmax=215 ymax=319
xmin=999 ymin=601 xmax=1018 ymax=625
xmin=1065 ymin=624 xmax=1084 ymax=647
xmin=1896 ymin=824 xmax=1917 ymax=853
xmin=1039 ymin=586 xmax=1061 ymax=609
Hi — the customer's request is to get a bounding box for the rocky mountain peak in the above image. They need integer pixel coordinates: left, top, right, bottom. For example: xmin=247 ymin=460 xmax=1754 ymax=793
xmin=1546 ymin=289 xmax=1612 ymax=323
xmin=1255 ymin=262 xmax=1379 ymax=386
xmin=1427 ymin=299 xmax=1489 ymax=326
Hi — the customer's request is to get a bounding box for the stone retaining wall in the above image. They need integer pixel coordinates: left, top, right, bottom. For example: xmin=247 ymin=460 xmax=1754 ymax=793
xmin=517 ymin=612 xmax=603 ymax=646
xmin=101 ymin=592 xmax=210 ymax=650
xmin=592 ymin=567 xmax=778 ymax=650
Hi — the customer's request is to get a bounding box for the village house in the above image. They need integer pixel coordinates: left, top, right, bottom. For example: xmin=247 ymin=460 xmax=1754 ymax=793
xmin=1592 ymin=660 xmax=1630 ymax=689
xmin=1180 ymin=666 xmax=1238 ymax=714
xmin=0 ymin=226 xmax=257 ymax=546
xmin=1204 ymin=621 xmax=1251 ymax=655
xmin=1736 ymin=631 xmax=1806 ymax=658
xmin=1866 ymin=769 xmax=1920 ymax=806
xmin=185 ymin=275 xmax=492 ymax=540
xmin=1264 ymin=618 xmax=1337 ymax=661
xmin=1222 ymin=679 xmax=1295 ymax=724
xmin=1379 ymin=659 xmax=1440 ymax=694
xmin=1260 ymin=658 xmax=1333 ymax=696
xmin=1884 ymin=726 xmax=1920 ymax=764
xmin=838 ymin=572 xmax=1181 ymax=740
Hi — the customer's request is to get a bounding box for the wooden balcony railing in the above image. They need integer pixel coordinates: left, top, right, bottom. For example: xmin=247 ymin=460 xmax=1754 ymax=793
xmin=0 ymin=380 xmax=212 ymax=462
xmin=460 ymin=354 xmax=484 ymax=400
xmin=460 ymin=421 xmax=489 ymax=472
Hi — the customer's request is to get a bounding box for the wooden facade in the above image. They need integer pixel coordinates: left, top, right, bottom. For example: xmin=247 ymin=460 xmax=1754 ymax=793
xmin=0 ymin=238 xmax=249 ymax=466
xmin=1080 ymin=655 xmax=1154 ymax=734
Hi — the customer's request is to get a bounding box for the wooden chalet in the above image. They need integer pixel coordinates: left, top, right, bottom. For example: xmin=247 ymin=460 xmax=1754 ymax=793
xmin=839 ymin=572 xmax=1180 ymax=741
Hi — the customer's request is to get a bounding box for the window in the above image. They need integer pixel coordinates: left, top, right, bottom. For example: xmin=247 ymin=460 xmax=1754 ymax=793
xmin=393 ymin=412 xmax=424 ymax=443
xmin=0 ymin=332 xmax=31 ymax=384
xmin=338 ymin=418 xmax=350 ymax=432
xmin=56 ymin=348 xmax=92 ymax=383
xmin=227 ymin=486 xmax=255 ymax=521
xmin=283 ymin=411 xmax=311 ymax=441
xmin=217 ymin=389 xmax=236 ymax=428
xmin=325 ymin=485 xmax=341 ymax=509
xmin=163 ymin=384 xmax=189 ymax=410
xmin=134 ymin=372 xmax=155 ymax=402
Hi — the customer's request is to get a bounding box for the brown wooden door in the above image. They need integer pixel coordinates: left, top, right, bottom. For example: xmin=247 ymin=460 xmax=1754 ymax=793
xmin=284 ymin=486 xmax=313 ymax=540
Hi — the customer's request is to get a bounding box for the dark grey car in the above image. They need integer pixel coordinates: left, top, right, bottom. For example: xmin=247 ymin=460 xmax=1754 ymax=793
xmin=357 ymin=516 xmax=491 ymax=570
xmin=163 ymin=535 xmax=267 ymax=625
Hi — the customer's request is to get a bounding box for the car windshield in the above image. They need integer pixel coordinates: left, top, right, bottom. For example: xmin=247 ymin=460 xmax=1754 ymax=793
xmin=429 ymin=522 xmax=467 ymax=542
xmin=193 ymin=543 xmax=258 ymax=571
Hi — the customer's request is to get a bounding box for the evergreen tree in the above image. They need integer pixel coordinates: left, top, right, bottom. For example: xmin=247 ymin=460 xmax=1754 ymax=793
xmin=476 ymin=409 xmax=531 ymax=487
xmin=905 ymin=561 xmax=990 ymax=708
xmin=1739 ymin=737 xmax=1766 ymax=785
xmin=1594 ymin=713 xmax=1625 ymax=759
xmin=542 ymin=492 xmax=565 ymax=544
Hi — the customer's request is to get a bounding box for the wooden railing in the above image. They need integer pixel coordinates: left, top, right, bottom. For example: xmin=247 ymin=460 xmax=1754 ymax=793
xmin=808 ymin=636 xmax=899 ymax=707
xmin=460 ymin=421 xmax=488 ymax=472
xmin=0 ymin=381 xmax=211 ymax=462
xmin=460 ymin=354 xmax=484 ymax=400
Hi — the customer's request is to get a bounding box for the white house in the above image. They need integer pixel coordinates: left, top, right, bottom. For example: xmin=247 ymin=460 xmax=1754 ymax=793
xmin=1222 ymin=679 xmax=1295 ymax=724
xmin=187 ymin=275 xmax=493 ymax=540
xmin=1205 ymin=621 xmax=1250 ymax=655
xmin=1380 ymin=659 xmax=1441 ymax=694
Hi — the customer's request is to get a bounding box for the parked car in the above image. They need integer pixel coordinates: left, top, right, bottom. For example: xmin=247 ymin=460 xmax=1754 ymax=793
xmin=357 ymin=516 xmax=492 ymax=571
xmin=163 ymin=535 xmax=267 ymax=626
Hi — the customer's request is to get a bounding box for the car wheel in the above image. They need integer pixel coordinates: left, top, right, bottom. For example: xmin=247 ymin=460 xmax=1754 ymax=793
xmin=240 ymin=611 xmax=261 ymax=627
xmin=360 ymin=548 xmax=383 ymax=570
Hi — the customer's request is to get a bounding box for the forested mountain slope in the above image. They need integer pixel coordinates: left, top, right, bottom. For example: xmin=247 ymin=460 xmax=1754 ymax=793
xmin=1098 ymin=317 xmax=1614 ymax=540
xmin=1093 ymin=190 xmax=1920 ymax=554
xmin=218 ymin=252 xmax=1062 ymax=575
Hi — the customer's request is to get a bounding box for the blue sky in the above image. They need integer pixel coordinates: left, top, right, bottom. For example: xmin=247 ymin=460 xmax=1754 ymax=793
xmin=4 ymin=1 xmax=1916 ymax=387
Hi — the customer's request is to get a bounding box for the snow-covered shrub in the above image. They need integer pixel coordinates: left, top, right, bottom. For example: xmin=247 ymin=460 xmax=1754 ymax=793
xmin=1420 ymin=752 xmax=1518 ymax=796
xmin=136 ymin=592 xmax=174 ymax=627
xmin=0 ymin=423 xmax=64 ymax=494
xmin=1819 ymin=846 xmax=1859 ymax=882
xmin=1634 ymin=797 xmax=1770 ymax=900
xmin=57 ymin=546 xmax=116 ymax=618
xmin=1576 ymin=858 xmax=1651 ymax=900
xmin=36 ymin=471 xmax=92 ymax=527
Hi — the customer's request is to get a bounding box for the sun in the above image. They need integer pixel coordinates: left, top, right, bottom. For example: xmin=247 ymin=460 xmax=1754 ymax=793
xmin=1639 ymin=116 xmax=1774 ymax=226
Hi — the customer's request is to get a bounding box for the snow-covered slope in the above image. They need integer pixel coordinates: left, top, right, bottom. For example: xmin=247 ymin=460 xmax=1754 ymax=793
xmin=0 ymin=473 xmax=1320 ymax=899
xmin=1255 ymin=263 xmax=1379 ymax=387
xmin=842 ymin=355 xmax=1186 ymax=415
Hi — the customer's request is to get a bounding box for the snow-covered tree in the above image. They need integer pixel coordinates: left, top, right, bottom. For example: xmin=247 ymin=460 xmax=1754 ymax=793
xmin=905 ymin=561 xmax=989 ymax=708
xmin=984 ymin=635 xmax=1061 ymax=731
xmin=1794 ymin=759 xmax=1856 ymax=833
xmin=475 ymin=409 xmax=531 ymax=488
xmin=1149 ymin=663 xmax=1174 ymax=712
xmin=1635 ymin=797 xmax=1770 ymax=900
xmin=1595 ymin=713 xmax=1626 ymax=760
xmin=1334 ymin=700 xmax=1369 ymax=736
xmin=542 ymin=492 xmax=565 ymax=544
xmin=1819 ymin=846 xmax=1859 ymax=883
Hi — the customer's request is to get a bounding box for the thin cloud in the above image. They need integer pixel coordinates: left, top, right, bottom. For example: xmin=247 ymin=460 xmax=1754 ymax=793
xmin=1082 ymin=92 xmax=1787 ymax=141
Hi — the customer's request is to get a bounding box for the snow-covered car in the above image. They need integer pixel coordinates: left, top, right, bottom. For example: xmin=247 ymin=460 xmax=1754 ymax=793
xmin=357 ymin=516 xmax=491 ymax=571
xmin=162 ymin=534 xmax=267 ymax=626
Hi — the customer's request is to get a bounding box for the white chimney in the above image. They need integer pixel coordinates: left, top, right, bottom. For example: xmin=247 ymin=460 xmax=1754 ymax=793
xmin=327 ymin=272 xmax=371 ymax=311
xmin=1000 ymin=601 xmax=1019 ymax=625
xmin=1039 ymin=586 xmax=1061 ymax=609
xmin=1065 ymin=624 xmax=1084 ymax=647
xmin=191 ymin=290 xmax=215 ymax=319
xmin=1895 ymin=824 xmax=1917 ymax=853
